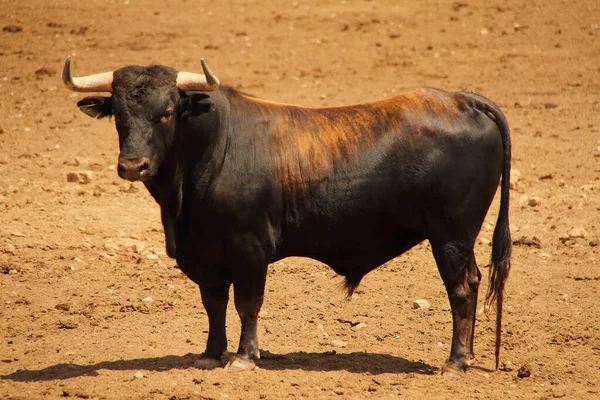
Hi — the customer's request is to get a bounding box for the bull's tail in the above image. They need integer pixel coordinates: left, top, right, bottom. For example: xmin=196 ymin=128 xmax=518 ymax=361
xmin=465 ymin=93 xmax=512 ymax=370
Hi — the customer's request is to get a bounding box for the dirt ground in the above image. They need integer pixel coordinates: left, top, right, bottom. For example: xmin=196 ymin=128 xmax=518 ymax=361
xmin=1 ymin=0 xmax=599 ymax=398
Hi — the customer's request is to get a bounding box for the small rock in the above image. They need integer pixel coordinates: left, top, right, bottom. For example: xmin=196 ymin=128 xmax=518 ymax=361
xmin=132 ymin=243 xmax=146 ymax=254
xmin=142 ymin=296 xmax=153 ymax=303
xmin=55 ymin=303 xmax=71 ymax=311
xmin=480 ymin=28 xmax=489 ymax=35
xmin=317 ymin=323 xmax=329 ymax=338
xmin=146 ymin=254 xmax=159 ymax=260
xmin=351 ymin=322 xmax=367 ymax=331
xmin=104 ymin=241 xmax=119 ymax=255
xmin=559 ymin=294 xmax=569 ymax=302
xmin=3 ymin=25 xmax=23 ymax=33
xmin=66 ymin=171 xmax=93 ymax=184
xmin=513 ymin=236 xmax=541 ymax=248
xmin=568 ymin=227 xmax=588 ymax=238
xmin=2 ymin=243 xmax=16 ymax=254
xmin=479 ymin=237 xmax=491 ymax=245
xmin=412 ymin=299 xmax=430 ymax=309
xmin=517 ymin=364 xmax=531 ymax=378
xmin=34 ymin=66 xmax=55 ymax=78
xmin=518 ymin=194 xmax=529 ymax=207
xmin=330 ymin=340 xmax=347 ymax=348
xmin=74 ymin=156 xmax=90 ymax=168
xmin=133 ymin=371 xmax=145 ymax=379
xmin=528 ymin=197 xmax=542 ymax=207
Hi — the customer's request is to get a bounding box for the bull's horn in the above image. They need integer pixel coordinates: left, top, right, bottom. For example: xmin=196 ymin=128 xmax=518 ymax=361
xmin=62 ymin=56 xmax=114 ymax=93
xmin=176 ymin=58 xmax=220 ymax=91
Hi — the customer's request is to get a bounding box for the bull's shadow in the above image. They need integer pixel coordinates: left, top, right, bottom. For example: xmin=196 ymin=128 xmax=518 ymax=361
xmin=1 ymin=351 xmax=437 ymax=382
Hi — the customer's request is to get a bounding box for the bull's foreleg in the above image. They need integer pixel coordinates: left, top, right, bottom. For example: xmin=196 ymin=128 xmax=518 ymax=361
xmin=196 ymin=284 xmax=230 ymax=368
xmin=432 ymin=241 xmax=481 ymax=376
xmin=225 ymin=235 xmax=269 ymax=371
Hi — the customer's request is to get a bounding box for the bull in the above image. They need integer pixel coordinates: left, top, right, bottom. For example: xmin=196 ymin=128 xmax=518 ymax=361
xmin=62 ymin=56 xmax=512 ymax=376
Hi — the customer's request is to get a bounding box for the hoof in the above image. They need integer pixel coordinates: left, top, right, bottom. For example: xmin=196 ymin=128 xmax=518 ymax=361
xmin=194 ymin=354 xmax=225 ymax=370
xmin=441 ymin=364 xmax=465 ymax=379
xmin=224 ymin=356 xmax=258 ymax=372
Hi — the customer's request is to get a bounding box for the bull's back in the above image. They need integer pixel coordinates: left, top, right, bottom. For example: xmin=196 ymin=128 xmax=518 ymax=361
xmin=269 ymin=89 xmax=504 ymax=260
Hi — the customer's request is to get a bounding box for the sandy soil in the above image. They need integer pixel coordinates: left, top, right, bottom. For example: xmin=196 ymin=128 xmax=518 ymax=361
xmin=1 ymin=0 xmax=599 ymax=398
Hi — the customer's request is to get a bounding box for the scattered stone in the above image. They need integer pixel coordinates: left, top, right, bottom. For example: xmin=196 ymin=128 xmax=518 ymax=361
xmin=480 ymin=28 xmax=489 ymax=35
xmin=538 ymin=173 xmax=553 ymax=180
xmin=567 ymin=227 xmax=588 ymax=238
xmin=55 ymin=303 xmax=71 ymax=311
xmin=3 ymin=25 xmax=23 ymax=33
xmin=103 ymin=241 xmax=119 ymax=255
xmin=317 ymin=323 xmax=329 ymax=338
xmin=518 ymin=194 xmax=529 ymax=207
xmin=528 ymin=197 xmax=542 ymax=207
xmin=330 ymin=339 xmax=347 ymax=348
xmin=513 ymin=236 xmax=541 ymax=248
xmin=479 ymin=237 xmax=491 ymax=245
xmin=517 ymin=364 xmax=531 ymax=378
xmin=58 ymin=321 xmax=78 ymax=329
xmin=351 ymin=322 xmax=367 ymax=331
xmin=66 ymin=171 xmax=93 ymax=184
xmin=133 ymin=371 xmax=145 ymax=380
xmin=34 ymin=66 xmax=55 ymax=78
xmin=559 ymin=294 xmax=569 ymax=302
xmin=146 ymin=254 xmax=159 ymax=260
xmin=74 ymin=156 xmax=90 ymax=168
xmin=2 ymin=243 xmax=16 ymax=254
xmin=412 ymin=299 xmax=430 ymax=310
xmin=10 ymin=232 xmax=25 ymax=238
xmin=132 ymin=243 xmax=146 ymax=254
xmin=142 ymin=296 xmax=153 ymax=303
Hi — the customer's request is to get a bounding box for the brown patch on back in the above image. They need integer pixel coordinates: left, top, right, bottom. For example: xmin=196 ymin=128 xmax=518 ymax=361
xmin=242 ymin=89 xmax=464 ymax=198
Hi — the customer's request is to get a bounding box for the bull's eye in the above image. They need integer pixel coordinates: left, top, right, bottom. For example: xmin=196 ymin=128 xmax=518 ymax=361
xmin=160 ymin=109 xmax=174 ymax=124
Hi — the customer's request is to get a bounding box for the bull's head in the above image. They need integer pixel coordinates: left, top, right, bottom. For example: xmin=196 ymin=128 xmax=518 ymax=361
xmin=63 ymin=57 xmax=219 ymax=182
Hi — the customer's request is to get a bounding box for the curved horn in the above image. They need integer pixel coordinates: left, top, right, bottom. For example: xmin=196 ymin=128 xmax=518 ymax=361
xmin=62 ymin=56 xmax=114 ymax=92
xmin=176 ymin=58 xmax=220 ymax=92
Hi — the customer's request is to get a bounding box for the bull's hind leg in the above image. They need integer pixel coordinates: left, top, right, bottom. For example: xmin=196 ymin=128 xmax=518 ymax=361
xmin=431 ymin=239 xmax=481 ymax=376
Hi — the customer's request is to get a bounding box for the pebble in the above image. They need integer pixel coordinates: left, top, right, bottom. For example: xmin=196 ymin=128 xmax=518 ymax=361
xmin=330 ymin=340 xmax=347 ymax=348
xmin=74 ymin=156 xmax=90 ymax=168
xmin=568 ymin=227 xmax=588 ymax=238
xmin=479 ymin=237 xmax=491 ymax=245
xmin=133 ymin=371 xmax=145 ymax=379
xmin=142 ymin=296 xmax=153 ymax=303
xmin=317 ymin=323 xmax=329 ymax=338
xmin=104 ymin=241 xmax=119 ymax=256
xmin=559 ymin=294 xmax=569 ymax=302
xmin=412 ymin=299 xmax=430 ymax=310
xmin=146 ymin=254 xmax=159 ymax=260
xmin=351 ymin=322 xmax=367 ymax=331
xmin=518 ymin=194 xmax=529 ymax=207
xmin=2 ymin=243 xmax=16 ymax=254
xmin=66 ymin=171 xmax=93 ymax=184
xmin=528 ymin=197 xmax=542 ymax=207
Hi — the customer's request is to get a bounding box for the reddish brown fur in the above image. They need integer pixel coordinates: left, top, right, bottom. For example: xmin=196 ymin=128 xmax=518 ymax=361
xmin=239 ymin=89 xmax=464 ymax=195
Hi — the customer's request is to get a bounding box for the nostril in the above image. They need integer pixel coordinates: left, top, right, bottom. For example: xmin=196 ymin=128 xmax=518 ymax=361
xmin=138 ymin=161 xmax=150 ymax=175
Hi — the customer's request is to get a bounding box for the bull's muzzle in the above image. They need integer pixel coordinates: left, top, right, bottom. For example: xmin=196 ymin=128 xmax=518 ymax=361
xmin=117 ymin=158 xmax=150 ymax=182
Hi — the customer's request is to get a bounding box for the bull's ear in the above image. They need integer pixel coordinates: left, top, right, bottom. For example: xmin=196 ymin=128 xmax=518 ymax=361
xmin=77 ymin=96 xmax=113 ymax=119
xmin=181 ymin=93 xmax=214 ymax=118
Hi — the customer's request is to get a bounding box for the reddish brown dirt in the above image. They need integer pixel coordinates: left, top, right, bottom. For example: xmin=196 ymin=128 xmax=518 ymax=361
xmin=1 ymin=0 xmax=599 ymax=399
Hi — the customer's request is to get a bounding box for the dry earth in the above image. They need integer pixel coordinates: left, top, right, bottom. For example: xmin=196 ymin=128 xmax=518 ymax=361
xmin=1 ymin=0 xmax=599 ymax=399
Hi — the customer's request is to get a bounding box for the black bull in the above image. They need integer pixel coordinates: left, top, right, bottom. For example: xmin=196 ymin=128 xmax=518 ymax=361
xmin=64 ymin=58 xmax=511 ymax=375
